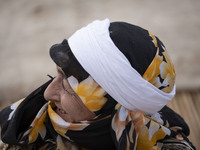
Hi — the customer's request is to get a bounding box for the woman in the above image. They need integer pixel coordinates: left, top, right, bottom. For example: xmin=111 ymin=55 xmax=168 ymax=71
xmin=0 ymin=19 xmax=195 ymax=149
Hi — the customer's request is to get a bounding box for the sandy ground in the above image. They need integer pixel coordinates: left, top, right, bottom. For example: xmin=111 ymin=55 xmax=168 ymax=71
xmin=0 ymin=0 xmax=200 ymax=105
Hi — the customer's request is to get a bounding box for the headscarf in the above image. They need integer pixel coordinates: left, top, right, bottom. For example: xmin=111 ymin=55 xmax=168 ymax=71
xmin=0 ymin=19 xmax=195 ymax=150
xmin=51 ymin=19 xmax=176 ymax=114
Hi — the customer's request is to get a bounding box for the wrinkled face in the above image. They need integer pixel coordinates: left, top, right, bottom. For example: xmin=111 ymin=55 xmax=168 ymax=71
xmin=44 ymin=67 xmax=95 ymax=122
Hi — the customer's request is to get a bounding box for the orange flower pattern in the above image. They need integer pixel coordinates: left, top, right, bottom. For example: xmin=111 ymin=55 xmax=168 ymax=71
xmin=111 ymin=105 xmax=194 ymax=150
xmin=143 ymin=31 xmax=176 ymax=93
xmin=112 ymin=106 xmax=144 ymax=150
xmin=67 ymin=76 xmax=108 ymax=112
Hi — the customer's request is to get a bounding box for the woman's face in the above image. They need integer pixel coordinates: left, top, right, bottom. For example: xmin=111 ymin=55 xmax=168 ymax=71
xmin=44 ymin=67 xmax=95 ymax=122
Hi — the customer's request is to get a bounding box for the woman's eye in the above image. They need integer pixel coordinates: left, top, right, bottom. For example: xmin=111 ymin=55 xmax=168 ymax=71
xmin=62 ymin=79 xmax=75 ymax=95
xmin=62 ymin=80 xmax=68 ymax=91
xmin=62 ymin=82 xmax=67 ymax=91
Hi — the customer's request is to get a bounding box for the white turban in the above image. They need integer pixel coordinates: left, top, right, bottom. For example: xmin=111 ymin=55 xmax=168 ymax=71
xmin=68 ymin=19 xmax=176 ymax=114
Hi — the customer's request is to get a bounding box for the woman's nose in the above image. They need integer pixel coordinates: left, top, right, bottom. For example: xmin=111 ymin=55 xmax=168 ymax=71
xmin=44 ymin=77 xmax=61 ymax=102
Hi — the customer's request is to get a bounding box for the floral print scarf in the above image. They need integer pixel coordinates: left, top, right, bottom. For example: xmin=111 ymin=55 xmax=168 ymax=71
xmin=0 ymin=78 xmax=195 ymax=150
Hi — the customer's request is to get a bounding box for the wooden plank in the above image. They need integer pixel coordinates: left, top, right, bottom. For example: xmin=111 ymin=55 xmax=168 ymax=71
xmin=181 ymin=92 xmax=199 ymax=148
xmin=168 ymin=90 xmax=200 ymax=150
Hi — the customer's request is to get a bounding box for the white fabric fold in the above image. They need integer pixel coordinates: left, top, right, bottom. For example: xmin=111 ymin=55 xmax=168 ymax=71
xmin=68 ymin=19 xmax=176 ymax=114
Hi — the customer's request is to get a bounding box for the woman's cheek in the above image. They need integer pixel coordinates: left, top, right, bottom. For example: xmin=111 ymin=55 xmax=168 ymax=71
xmin=61 ymin=93 xmax=74 ymax=112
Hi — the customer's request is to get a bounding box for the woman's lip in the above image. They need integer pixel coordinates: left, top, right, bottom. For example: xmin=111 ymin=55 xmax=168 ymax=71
xmin=56 ymin=107 xmax=67 ymax=115
xmin=58 ymin=108 xmax=67 ymax=114
xmin=54 ymin=103 xmax=66 ymax=114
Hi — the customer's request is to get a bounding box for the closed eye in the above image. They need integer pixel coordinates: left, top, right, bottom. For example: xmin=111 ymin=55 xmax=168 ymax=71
xmin=63 ymin=78 xmax=76 ymax=96
xmin=57 ymin=66 xmax=76 ymax=96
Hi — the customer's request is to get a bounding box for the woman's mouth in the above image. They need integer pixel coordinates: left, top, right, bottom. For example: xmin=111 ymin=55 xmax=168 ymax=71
xmin=57 ymin=108 xmax=67 ymax=114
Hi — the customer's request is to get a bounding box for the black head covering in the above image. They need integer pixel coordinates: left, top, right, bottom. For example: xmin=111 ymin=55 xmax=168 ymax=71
xmin=109 ymin=22 xmax=157 ymax=76
xmin=50 ymin=39 xmax=89 ymax=82
xmin=50 ymin=21 xmax=158 ymax=81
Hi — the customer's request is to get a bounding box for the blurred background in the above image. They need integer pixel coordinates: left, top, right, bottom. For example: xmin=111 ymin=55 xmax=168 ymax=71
xmin=0 ymin=0 xmax=200 ymax=148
